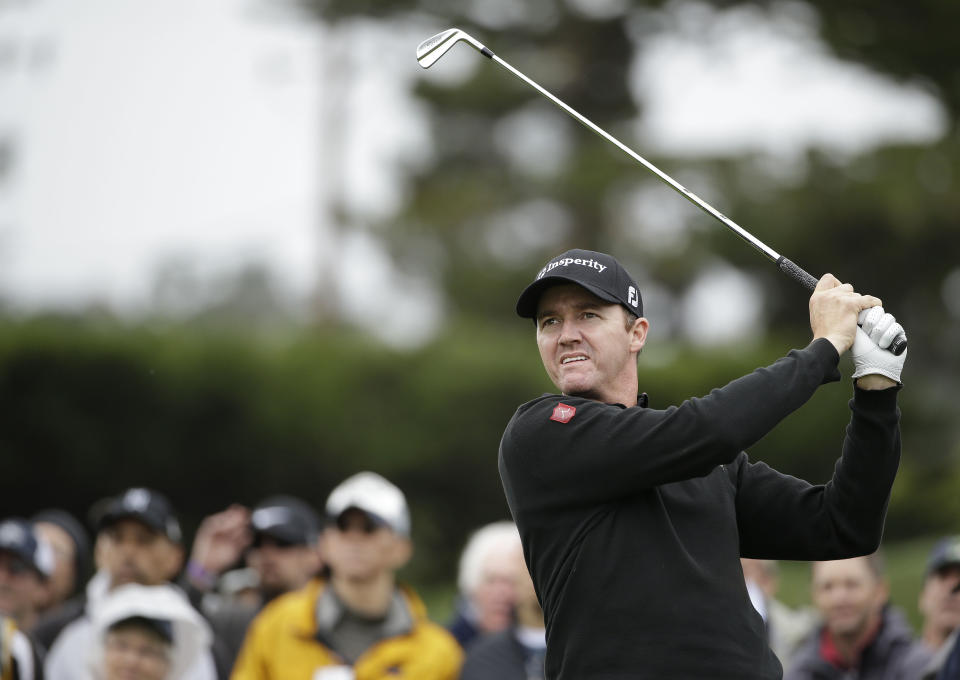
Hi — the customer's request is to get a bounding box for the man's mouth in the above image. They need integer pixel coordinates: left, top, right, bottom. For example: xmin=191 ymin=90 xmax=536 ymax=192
xmin=561 ymin=356 xmax=588 ymax=365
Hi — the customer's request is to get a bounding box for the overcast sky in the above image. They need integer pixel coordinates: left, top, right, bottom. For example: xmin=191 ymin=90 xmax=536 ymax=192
xmin=0 ymin=0 xmax=946 ymax=345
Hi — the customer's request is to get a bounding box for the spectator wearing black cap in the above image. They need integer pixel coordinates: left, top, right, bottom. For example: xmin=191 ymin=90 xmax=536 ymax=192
xmin=183 ymin=496 xmax=322 ymax=664
xmin=231 ymin=472 xmax=463 ymax=679
xmin=917 ymin=537 xmax=960 ymax=680
xmin=43 ymin=488 xmax=222 ymax=680
xmin=921 ymin=537 xmax=960 ymax=652
xmin=31 ymin=509 xmax=92 ymax=619
xmin=0 ymin=517 xmax=54 ymax=632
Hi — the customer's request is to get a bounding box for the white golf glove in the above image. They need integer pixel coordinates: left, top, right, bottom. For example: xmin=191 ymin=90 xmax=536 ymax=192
xmin=851 ymin=306 xmax=907 ymax=384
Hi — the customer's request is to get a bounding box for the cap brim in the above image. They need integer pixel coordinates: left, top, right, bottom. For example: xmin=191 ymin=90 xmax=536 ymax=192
xmin=0 ymin=546 xmax=46 ymax=578
xmin=98 ymin=511 xmax=165 ymax=536
xmin=252 ymin=526 xmax=308 ymax=546
xmin=516 ymin=275 xmax=623 ymax=319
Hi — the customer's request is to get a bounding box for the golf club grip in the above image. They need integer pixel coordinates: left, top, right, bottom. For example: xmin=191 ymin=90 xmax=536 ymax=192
xmin=776 ymin=256 xmax=907 ymax=356
xmin=777 ymin=256 xmax=818 ymax=291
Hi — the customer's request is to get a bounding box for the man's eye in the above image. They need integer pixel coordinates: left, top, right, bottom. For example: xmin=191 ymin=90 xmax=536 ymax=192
xmin=540 ymin=318 xmax=558 ymax=328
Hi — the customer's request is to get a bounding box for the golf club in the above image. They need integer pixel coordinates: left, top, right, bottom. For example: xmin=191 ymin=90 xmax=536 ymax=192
xmin=416 ymin=28 xmax=907 ymax=356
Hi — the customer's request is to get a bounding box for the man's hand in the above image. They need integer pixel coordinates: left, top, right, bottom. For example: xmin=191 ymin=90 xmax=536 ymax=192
xmin=809 ymin=274 xmax=882 ymax=355
xmin=188 ymin=504 xmax=252 ymax=588
xmin=851 ymin=307 xmax=906 ymax=388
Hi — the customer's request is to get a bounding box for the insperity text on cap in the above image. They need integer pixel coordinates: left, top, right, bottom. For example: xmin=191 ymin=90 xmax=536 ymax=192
xmin=516 ymin=249 xmax=643 ymax=319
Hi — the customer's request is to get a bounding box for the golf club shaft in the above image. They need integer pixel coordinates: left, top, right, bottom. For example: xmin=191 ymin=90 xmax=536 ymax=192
xmin=430 ymin=32 xmax=905 ymax=355
xmin=487 ymin=53 xmax=822 ymax=291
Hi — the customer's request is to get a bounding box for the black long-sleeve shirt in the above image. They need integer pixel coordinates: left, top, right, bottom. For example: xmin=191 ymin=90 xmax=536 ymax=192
xmin=498 ymin=339 xmax=902 ymax=679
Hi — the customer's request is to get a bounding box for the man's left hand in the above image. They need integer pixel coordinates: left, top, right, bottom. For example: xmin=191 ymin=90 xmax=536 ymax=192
xmin=851 ymin=307 xmax=906 ymax=388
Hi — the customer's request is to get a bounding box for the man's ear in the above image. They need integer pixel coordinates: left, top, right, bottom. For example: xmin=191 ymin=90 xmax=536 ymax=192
xmin=165 ymin=541 xmax=186 ymax=581
xmin=630 ymin=317 xmax=650 ymax=354
xmin=389 ymin=536 xmax=413 ymax=571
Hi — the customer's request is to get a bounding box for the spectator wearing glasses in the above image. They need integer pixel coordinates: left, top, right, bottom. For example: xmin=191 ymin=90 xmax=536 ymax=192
xmin=231 ymin=472 xmax=462 ymax=679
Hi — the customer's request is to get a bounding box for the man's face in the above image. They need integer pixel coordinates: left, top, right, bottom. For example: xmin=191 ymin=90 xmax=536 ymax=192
xmin=471 ymin=550 xmax=519 ymax=634
xmin=103 ymin=626 xmax=172 ymax=680
xmin=535 ymin=284 xmax=647 ymax=403
xmin=34 ymin=522 xmax=78 ymax=607
xmin=321 ymin=510 xmax=410 ymax=583
xmin=812 ymin=558 xmax=887 ymax=639
xmin=99 ymin=519 xmax=183 ymax=588
xmin=0 ymin=549 xmax=44 ymax=622
xmin=246 ymin=535 xmax=321 ymax=598
xmin=919 ymin=564 xmax=960 ymax=635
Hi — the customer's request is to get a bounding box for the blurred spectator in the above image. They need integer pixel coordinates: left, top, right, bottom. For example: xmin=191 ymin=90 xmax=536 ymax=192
xmin=920 ymin=537 xmax=960 ymax=651
xmin=231 ymin=471 xmax=463 ymax=679
xmin=0 ymin=518 xmax=54 ymax=632
xmin=918 ymin=537 xmax=960 ymax=679
xmin=184 ymin=497 xmax=322 ymax=664
xmin=741 ymin=558 xmax=818 ymax=671
xmin=42 ymin=488 xmax=224 ymax=680
xmin=786 ymin=554 xmax=930 ymax=680
xmin=459 ymin=528 xmax=546 ymax=680
xmin=89 ymin=583 xmax=212 ymax=680
xmin=1 ymin=615 xmax=43 ymax=680
xmin=31 ymin=509 xmax=92 ymax=617
xmin=448 ymin=521 xmax=522 ymax=649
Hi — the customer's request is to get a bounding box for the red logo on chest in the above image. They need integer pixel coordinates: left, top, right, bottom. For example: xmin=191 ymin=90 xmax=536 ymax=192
xmin=550 ymin=403 xmax=576 ymax=423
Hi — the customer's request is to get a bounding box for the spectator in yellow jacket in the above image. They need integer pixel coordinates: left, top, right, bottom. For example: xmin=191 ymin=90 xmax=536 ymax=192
xmin=231 ymin=472 xmax=462 ymax=680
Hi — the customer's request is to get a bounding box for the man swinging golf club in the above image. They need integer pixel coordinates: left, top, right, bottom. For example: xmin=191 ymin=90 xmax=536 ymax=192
xmin=498 ymin=248 xmax=907 ymax=679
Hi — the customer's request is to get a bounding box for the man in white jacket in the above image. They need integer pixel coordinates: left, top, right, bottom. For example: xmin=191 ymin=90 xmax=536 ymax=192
xmin=45 ymin=488 xmax=221 ymax=680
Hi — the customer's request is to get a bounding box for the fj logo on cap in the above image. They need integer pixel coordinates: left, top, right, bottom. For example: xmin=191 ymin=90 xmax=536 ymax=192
xmin=550 ymin=403 xmax=577 ymax=423
xmin=627 ymin=286 xmax=639 ymax=308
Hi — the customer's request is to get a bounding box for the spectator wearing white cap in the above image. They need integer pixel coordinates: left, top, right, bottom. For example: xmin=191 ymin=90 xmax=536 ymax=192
xmin=89 ymin=583 xmax=212 ymax=680
xmin=0 ymin=517 xmax=54 ymax=632
xmin=447 ymin=521 xmax=523 ymax=650
xmin=231 ymin=472 xmax=463 ymax=680
xmin=43 ymin=488 xmax=223 ymax=680
xmin=183 ymin=496 xmax=322 ymax=665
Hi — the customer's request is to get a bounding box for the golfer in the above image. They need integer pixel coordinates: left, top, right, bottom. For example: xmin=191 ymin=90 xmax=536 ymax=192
xmin=498 ymin=248 xmax=907 ymax=679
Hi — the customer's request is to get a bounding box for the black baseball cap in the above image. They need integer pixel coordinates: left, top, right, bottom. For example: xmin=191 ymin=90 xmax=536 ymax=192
xmin=95 ymin=488 xmax=182 ymax=544
xmin=516 ymin=249 xmax=643 ymax=319
xmin=250 ymin=496 xmax=320 ymax=547
xmin=0 ymin=517 xmax=54 ymax=579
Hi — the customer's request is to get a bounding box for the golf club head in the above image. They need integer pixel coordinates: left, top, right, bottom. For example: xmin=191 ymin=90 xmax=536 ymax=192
xmin=416 ymin=28 xmax=488 ymax=69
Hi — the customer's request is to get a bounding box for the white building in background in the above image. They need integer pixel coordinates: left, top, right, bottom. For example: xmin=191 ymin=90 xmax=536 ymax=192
xmin=0 ymin=0 xmax=323 ymax=315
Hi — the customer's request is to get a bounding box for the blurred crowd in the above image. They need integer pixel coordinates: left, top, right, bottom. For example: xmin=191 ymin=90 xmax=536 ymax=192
xmin=2 ymin=475 xmax=958 ymax=679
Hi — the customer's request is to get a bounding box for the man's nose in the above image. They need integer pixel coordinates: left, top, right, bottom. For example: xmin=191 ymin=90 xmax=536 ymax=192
xmin=558 ymin=319 xmax=582 ymax=343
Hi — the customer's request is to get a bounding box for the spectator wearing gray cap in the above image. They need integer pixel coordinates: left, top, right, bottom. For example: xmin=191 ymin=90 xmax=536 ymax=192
xmin=0 ymin=517 xmax=54 ymax=632
xmin=43 ymin=488 xmax=222 ymax=680
xmin=231 ymin=472 xmax=463 ymax=679
xmin=183 ymin=496 xmax=322 ymax=666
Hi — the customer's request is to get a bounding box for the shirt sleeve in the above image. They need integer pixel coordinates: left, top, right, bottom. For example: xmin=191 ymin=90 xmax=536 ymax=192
xmin=735 ymin=385 xmax=901 ymax=559
xmin=500 ymin=339 xmax=841 ymax=511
